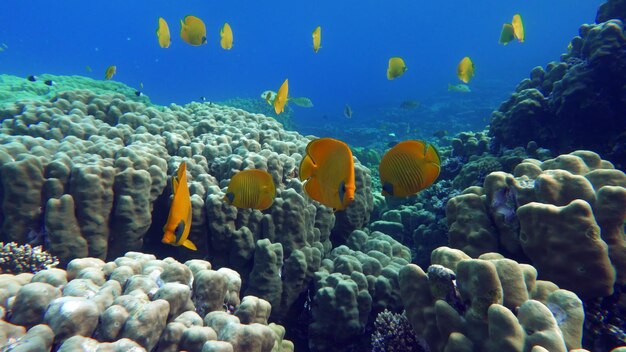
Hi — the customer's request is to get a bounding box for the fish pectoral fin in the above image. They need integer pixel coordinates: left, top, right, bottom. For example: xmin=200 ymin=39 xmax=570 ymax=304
xmin=182 ymin=239 xmax=197 ymax=251
xmin=162 ymin=231 xmax=176 ymax=244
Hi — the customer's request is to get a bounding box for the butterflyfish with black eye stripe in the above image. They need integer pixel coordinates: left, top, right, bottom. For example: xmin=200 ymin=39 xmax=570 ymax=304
xmin=312 ymin=26 xmax=321 ymax=53
xmin=224 ymin=169 xmax=276 ymax=210
xmin=180 ymin=15 xmax=207 ymax=46
xmin=387 ymin=57 xmax=407 ymax=80
xmin=512 ymin=14 xmax=524 ymax=42
xmin=162 ymin=161 xmax=197 ymax=250
xmin=456 ymin=57 xmax=474 ymax=84
xmin=299 ymin=138 xmax=355 ymax=210
xmin=379 ymin=140 xmax=441 ymax=197
xmin=220 ymin=22 xmax=233 ymax=49
xmin=157 ymin=17 xmax=171 ymax=48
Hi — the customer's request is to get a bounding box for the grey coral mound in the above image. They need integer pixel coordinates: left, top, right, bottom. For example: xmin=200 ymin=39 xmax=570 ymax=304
xmin=0 ymin=251 xmax=293 ymax=352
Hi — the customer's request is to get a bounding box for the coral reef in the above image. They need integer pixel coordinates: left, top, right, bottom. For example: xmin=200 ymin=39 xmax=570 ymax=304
xmin=446 ymin=150 xmax=626 ymax=300
xmin=399 ymin=246 xmax=586 ymax=352
xmin=0 ymin=74 xmax=148 ymax=107
xmin=489 ymin=11 xmax=626 ymax=168
xmin=0 ymin=87 xmax=373 ymax=325
xmin=596 ymin=0 xmax=626 ymax=23
xmin=0 ymin=242 xmax=58 ymax=274
xmin=308 ymin=229 xmax=411 ymax=352
xmin=218 ymin=96 xmax=294 ymax=130
xmin=0 ymin=251 xmax=294 ymax=352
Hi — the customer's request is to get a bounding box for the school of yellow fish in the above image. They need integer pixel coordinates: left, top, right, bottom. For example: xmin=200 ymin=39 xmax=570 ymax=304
xmin=149 ymin=12 xmax=522 ymax=249
xmin=97 ymin=12 xmax=524 ymax=102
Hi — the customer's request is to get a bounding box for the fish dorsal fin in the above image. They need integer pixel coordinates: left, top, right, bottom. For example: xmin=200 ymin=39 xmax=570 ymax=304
xmin=299 ymin=154 xmax=317 ymax=181
xmin=172 ymin=175 xmax=179 ymax=193
xmin=172 ymin=162 xmax=187 ymax=193
xmin=424 ymin=143 xmax=441 ymax=164
xmin=305 ymin=138 xmax=345 ymax=165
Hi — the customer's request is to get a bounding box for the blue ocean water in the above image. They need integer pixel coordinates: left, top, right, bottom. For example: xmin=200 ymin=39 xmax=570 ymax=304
xmin=0 ymin=0 xmax=603 ymax=138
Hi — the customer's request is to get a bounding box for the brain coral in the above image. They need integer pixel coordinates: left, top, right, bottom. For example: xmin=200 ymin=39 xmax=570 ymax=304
xmin=0 ymin=88 xmax=373 ymax=324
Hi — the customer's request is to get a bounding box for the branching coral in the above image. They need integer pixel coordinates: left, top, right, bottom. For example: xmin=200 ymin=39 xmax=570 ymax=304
xmin=371 ymin=310 xmax=424 ymax=352
xmin=0 ymin=242 xmax=58 ymax=274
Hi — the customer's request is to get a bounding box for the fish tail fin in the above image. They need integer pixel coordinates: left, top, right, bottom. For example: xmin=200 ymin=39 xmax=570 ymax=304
xmin=447 ymin=83 xmax=453 ymax=91
xmin=182 ymin=239 xmax=197 ymax=251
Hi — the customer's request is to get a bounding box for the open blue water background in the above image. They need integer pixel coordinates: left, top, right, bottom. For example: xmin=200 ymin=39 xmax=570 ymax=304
xmin=0 ymin=0 xmax=604 ymax=139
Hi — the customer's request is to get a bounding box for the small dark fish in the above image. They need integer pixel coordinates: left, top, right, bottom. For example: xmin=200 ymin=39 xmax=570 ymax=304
xmin=27 ymin=75 xmax=37 ymax=82
xmin=343 ymin=104 xmax=352 ymax=119
xmin=200 ymin=96 xmax=207 ymax=102
xmin=44 ymin=80 xmax=54 ymax=86
xmin=135 ymin=90 xmax=143 ymax=97
xmin=433 ymin=130 xmax=447 ymax=138
xmin=400 ymin=100 xmax=420 ymax=109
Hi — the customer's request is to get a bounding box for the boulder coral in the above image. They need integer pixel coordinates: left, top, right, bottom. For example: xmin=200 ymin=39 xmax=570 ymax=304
xmin=399 ymin=246 xmax=585 ymax=352
xmin=489 ymin=7 xmax=626 ymax=169
xmin=309 ymin=229 xmax=412 ymax=352
xmin=0 ymin=88 xmax=373 ymax=321
xmin=446 ymin=150 xmax=626 ymax=300
xmin=0 ymin=251 xmax=293 ymax=352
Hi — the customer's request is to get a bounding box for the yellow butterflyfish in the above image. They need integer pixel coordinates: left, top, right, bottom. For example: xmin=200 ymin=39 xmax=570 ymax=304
xmin=379 ymin=140 xmax=441 ymax=197
xmin=162 ymin=161 xmax=197 ymax=250
xmin=512 ymin=14 xmax=524 ymax=42
xmin=387 ymin=57 xmax=407 ymax=80
xmin=224 ymin=169 xmax=276 ymax=210
xmin=456 ymin=57 xmax=474 ymax=84
xmin=220 ymin=22 xmax=233 ymax=50
xmin=104 ymin=65 xmax=116 ymax=80
xmin=157 ymin=17 xmax=171 ymax=48
xmin=274 ymin=79 xmax=288 ymax=115
xmin=180 ymin=15 xmax=207 ymax=46
xmin=299 ymin=138 xmax=355 ymax=210
xmin=312 ymin=26 xmax=321 ymax=53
